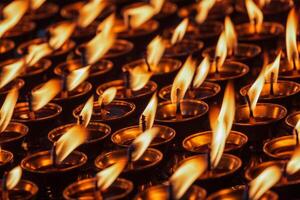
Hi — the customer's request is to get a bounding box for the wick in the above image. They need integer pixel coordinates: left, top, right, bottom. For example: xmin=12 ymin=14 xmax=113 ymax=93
xmin=188 ymin=69 xmax=197 ymax=99
xmin=26 ymin=93 xmax=36 ymax=120
xmin=2 ymin=172 xmax=9 ymax=200
xmin=94 ymin=179 xmax=102 ymax=200
xmin=167 ymin=182 xmax=174 ymax=200
xmin=253 ymin=18 xmax=258 ymax=35
xmin=282 ymin=162 xmax=288 ymax=182
xmin=123 ymin=69 xmax=132 ymax=98
xmin=77 ymin=115 xmax=83 ymax=125
xmin=81 ymin=48 xmax=88 ymax=67
xmin=269 ymin=72 xmax=275 ymax=96
xmin=242 ymin=184 xmax=249 ymax=200
xmin=214 ymin=56 xmax=220 ymax=74
xmin=127 ymin=145 xmax=135 ymax=169
xmin=51 ymin=142 xmax=57 ymax=168
xmin=61 ymin=70 xmax=68 ymax=98
xmin=292 ymin=54 xmax=298 ymax=71
xmin=244 ymin=94 xmax=256 ymax=123
xmin=144 ymin=55 xmax=152 ymax=72
xmin=294 ymin=128 xmax=299 ymax=146
xmin=141 ymin=114 xmax=147 ymax=132
xmin=207 ymin=148 xmax=212 ymax=172
xmin=175 ymin=88 xmax=182 ymax=120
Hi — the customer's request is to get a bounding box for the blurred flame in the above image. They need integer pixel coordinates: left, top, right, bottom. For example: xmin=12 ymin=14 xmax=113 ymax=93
xmin=67 ymin=65 xmax=90 ymax=91
xmin=0 ymin=88 xmax=18 ymax=133
xmin=49 ymin=22 xmax=76 ymax=50
xmin=295 ymin=119 xmax=300 ymax=142
xmin=150 ymin=0 xmax=165 ymax=14
xmin=25 ymin=43 xmax=53 ymax=66
xmin=6 ymin=166 xmax=22 ymax=190
xmin=79 ymin=96 xmax=94 ymax=127
xmin=287 ymin=146 xmax=300 ymax=175
xmin=32 ymin=79 xmax=62 ymax=111
xmin=86 ymin=14 xmax=116 ymax=65
xmin=30 ymin=0 xmax=46 ymax=10
xmin=171 ymin=56 xmax=196 ymax=104
xmin=258 ymin=0 xmax=271 ymax=8
xmin=212 ymin=32 xmax=227 ymax=73
xmin=210 ymin=82 xmax=235 ymax=168
xmin=131 ymin=127 xmax=160 ymax=161
xmin=286 ymin=9 xmax=299 ymax=70
xmin=147 ymin=36 xmax=165 ymax=68
xmin=129 ymin=67 xmax=152 ymax=91
xmin=169 ymin=156 xmax=207 ymax=199
xmin=77 ymin=0 xmax=106 ymax=28
xmin=96 ymin=158 xmax=128 ymax=190
xmin=0 ymin=59 xmax=24 ymax=89
xmin=171 ymin=18 xmax=189 ymax=45
xmin=55 ymin=125 xmax=88 ymax=164
xmin=139 ymin=93 xmax=157 ymax=130
xmin=123 ymin=5 xmax=155 ymax=28
xmin=98 ymin=87 xmax=117 ymax=107
xmin=224 ymin=16 xmax=237 ymax=56
xmin=249 ymin=165 xmax=281 ymax=200
xmin=245 ymin=0 xmax=263 ymax=33
xmin=196 ymin=0 xmax=216 ymax=24
xmin=0 ymin=1 xmax=29 ymax=38
xmin=193 ymin=56 xmax=210 ymax=88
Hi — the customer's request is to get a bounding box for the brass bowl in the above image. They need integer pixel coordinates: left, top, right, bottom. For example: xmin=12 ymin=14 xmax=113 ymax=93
xmin=0 ymin=179 xmax=39 ymax=200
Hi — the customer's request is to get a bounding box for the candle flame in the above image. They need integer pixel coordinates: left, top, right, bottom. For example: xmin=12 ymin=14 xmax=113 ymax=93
xmin=224 ymin=16 xmax=237 ymax=57
xmin=150 ymin=0 xmax=165 ymax=14
xmin=96 ymin=158 xmax=128 ymax=190
xmin=131 ymin=127 xmax=160 ymax=161
xmin=249 ymin=165 xmax=281 ymax=200
xmin=98 ymin=87 xmax=117 ymax=107
xmin=123 ymin=5 xmax=155 ymax=28
xmin=245 ymin=0 xmax=263 ymax=33
xmin=147 ymin=36 xmax=165 ymax=68
xmin=0 ymin=59 xmax=24 ymax=89
xmin=258 ymin=0 xmax=271 ymax=8
xmin=210 ymin=82 xmax=235 ymax=168
xmin=0 ymin=1 xmax=29 ymax=38
xmin=171 ymin=56 xmax=196 ymax=104
xmin=6 ymin=166 xmax=22 ymax=190
xmin=171 ymin=18 xmax=189 ymax=45
xmin=30 ymin=0 xmax=46 ymax=10
xmin=0 ymin=88 xmax=18 ymax=133
xmin=55 ymin=125 xmax=88 ymax=164
xmin=169 ymin=156 xmax=207 ymax=199
xmin=129 ymin=67 xmax=152 ymax=91
xmin=287 ymin=146 xmax=300 ymax=175
xmin=25 ymin=43 xmax=53 ymax=67
xmin=77 ymin=0 xmax=106 ymax=28
xmin=213 ymin=31 xmax=227 ymax=73
xmin=86 ymin=14 xmax=116 ymax=65
xmin=295 ymin=119 xmax=300 ymax=142
xmin=32 ymin=79 xmax=62 ymax=111
xmin=286 ymin=9 xmax=299 ymax=70
xmin=139 ymin=93 xmax=157 ymax=130
xmin=264 ymin=51 xmax=281 ymax=84
xmin=195 ymin=0 xmax=216 ymax=24
xmin=79 ymin=96 xmax=94 ymax=127
xmin=48 ymin=22 xmax=76 ymax=50
xmin=67 ymin=65 xmax=90 ymax=91
xmin=193 ymin=56 xmax=210 ymax=88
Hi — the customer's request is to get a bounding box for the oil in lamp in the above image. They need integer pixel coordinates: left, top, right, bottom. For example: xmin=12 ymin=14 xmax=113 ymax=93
xmin=64 ymin=158 xmax=133 ymax=200
xmin=74 ymin=87 xmax=136 ymax=132
xmin=208 ymin=165 xmax=281 ymax=200
xmin=111 ymin=93 xmax=176 ymax=151
xmin=159 ymin=56 xmax=221 ymax=105
xmin=155 ymin=56 xmax=209 ymax=141
xmin=1 ymin=166 xmax=38 ymax=200
xmin=203 ymin=16 xmax=262 ymax=67
xmin=235 ymin=0 xmax=284 ymax=50
xmin=136 ymin=156 xmax=207 ymax=200
xmin=95 ymin=127 xmax=163 ymax=188
xmin=122 ymin=35 xmax=181 ymax=87
xmin=21 ymin=125 xmax=88 ymax=198
xmin=240 ymin=52 xmax=300 ymax=110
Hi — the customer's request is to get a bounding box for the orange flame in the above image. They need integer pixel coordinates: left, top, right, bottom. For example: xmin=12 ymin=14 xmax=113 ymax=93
xmin=213 ymin=31 xmax=227 ymax=71
xmin=123 ymin=5 xmax=155 ymax=28
xmin=0 ymin=88 xmax=18 ymax=133
xmin=0 ymin=1 xmax=29 ymax=38
xmin=264 ymin=52 xmax=281 ymax=84
xmin=31 ymin=79 xmax=62 ymax=111
xmin=98 ymin=87 xmax=117 ymax=107
xmin=30 ymin=0 xmax=46 ymax=10
xmin=48 ymin=22 xmax=76 ymax=50
xmin=195 ymin=0 xmax=216 ymax=24
xmin=25 ymin=43 xmax=53 ymax=67
xmin=171 ymin=56 xmax=196 ymax=104
xmin=96 ymin=158 xmax=128 ymax=190
xmin=129 ymin=67 xmax=153 ymax=91
xmin=55 ymin=125 xmax=88 ymax=164
xmin=287 ymin=146 xmax=300 ymax=175
xmin=147 ymin=36 xmax=165 ymax=68
xmin=295 ymin=119 xmax=300 ymax=143
xmin=131 ymin=127 xmax=160 ymax=161
xmin=286 ymin=9 xmax=299 ymax=70
xmin=86 ymin=14 xmax=116 ymax=65
xmin=169 ymin=156 xmax=207 ymax=199
xmin=210 ymin=82 xmax=235 ymax=168
xmin=67 ymin=65 xmax=90 ymax=91
xmin=0 ymin=59 xmax=24 ymax=89
xmin=150 ymin=0 xmax=165 ymax=14
xmin=224 ymin=16 xmax=237 ymax=56
xmin=171 ymin=18 xmax=189 ymax=45
xmin=79 ymin=96 xmax=94 ymax=127
xmin=193 ymin=56 xmax=210 ymax=88
xmin=77 ymin=0 xmax=106 ymax=28
xmin=139 ymin=93 xmax=157 ymax=130
xmin=6 ymin=166 xmax=22 ymax=190
xmin=245 ymin=0 xmax=263 ymax=33
xmin=249 ymin=165 xmax=281 ymax=200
